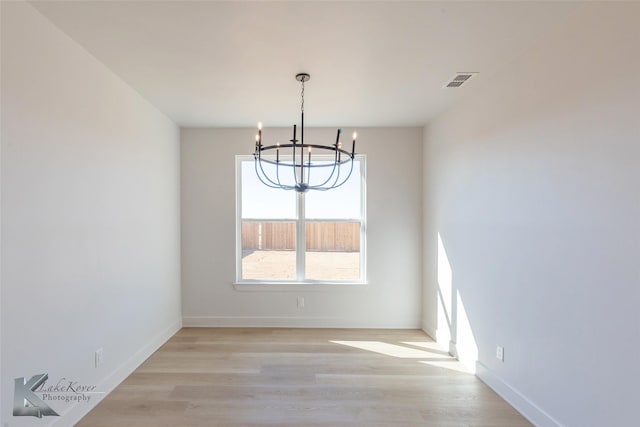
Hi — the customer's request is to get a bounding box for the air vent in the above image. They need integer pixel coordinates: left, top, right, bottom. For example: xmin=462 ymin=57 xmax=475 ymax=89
xmin=444 ymin=72 xmax=478 ymax=88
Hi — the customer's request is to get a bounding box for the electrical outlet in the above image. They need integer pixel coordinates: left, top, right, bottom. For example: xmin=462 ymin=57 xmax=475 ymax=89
xmin=496 ymin=346 xmax=504 ymax=362
xmin=297 ymin=296 xmax=304 ymax=308
xmin=95 ymin=348 xmax=104 ymax=368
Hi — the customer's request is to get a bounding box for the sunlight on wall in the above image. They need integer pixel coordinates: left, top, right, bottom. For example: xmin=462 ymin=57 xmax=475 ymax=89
xmin=436 ymin=233 xmax=478 ymax=373
xmin=437 ymin=233 xmax=453 ymax=345
xmin=456 ymin=290 xmax=479 ymax=373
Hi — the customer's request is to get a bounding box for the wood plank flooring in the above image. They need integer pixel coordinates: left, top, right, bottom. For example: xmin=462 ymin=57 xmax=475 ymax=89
xmin=77 ymin=328 xmax=532 ymax=427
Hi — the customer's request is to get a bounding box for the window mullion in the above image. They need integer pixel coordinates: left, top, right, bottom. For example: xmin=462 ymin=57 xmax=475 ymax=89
xmin=296 ymin=192 xmax=306 ymax=281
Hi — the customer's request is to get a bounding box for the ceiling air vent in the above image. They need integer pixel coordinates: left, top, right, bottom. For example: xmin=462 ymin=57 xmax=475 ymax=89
xmin=444 ymin=72 xmax=478 ymax=88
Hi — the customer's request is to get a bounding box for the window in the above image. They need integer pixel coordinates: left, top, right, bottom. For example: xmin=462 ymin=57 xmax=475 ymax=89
xmin=236 ymin=155 xmax=366 ymax=284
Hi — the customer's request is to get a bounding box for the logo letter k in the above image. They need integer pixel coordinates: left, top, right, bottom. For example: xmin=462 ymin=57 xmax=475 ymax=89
xmin=13 ymin=374 xmax=60 ymax=417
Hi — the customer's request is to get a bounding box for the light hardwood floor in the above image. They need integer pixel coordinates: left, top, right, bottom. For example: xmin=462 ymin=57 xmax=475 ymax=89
xmin=77 ymin=328 xmax=532 ymax=427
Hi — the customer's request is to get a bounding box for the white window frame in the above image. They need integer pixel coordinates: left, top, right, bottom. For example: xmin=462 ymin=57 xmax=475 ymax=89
xmin=234 ymin=154 xmax=367 ymax=289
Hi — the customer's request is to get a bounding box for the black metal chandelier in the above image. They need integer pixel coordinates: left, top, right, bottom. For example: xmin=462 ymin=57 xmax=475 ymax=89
xmin=253 ymin=73 xmax=357 ymax=193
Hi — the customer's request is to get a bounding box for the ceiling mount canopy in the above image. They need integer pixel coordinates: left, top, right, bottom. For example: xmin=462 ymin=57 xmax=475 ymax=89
xmin=253 ymin=73 xmax=358 ymax=193
xmin=295 ymin=72 xmax=310 ymax=83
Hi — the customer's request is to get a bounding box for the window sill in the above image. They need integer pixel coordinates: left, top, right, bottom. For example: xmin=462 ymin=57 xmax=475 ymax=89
xmin=233 ymin=282 xmax=369 ymax=292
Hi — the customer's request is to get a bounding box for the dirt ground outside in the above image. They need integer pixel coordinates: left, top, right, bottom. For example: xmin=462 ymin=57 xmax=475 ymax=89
xmin=242 ymin=250 xmax=360 ymax=280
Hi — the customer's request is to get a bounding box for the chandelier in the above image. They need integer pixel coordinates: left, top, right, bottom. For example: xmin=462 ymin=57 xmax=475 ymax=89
xmin=253 ymin=73 xmax=357 ymax=192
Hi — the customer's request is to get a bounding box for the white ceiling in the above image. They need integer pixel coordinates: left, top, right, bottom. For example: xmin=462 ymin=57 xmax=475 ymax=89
xmin=30 ymin=1 xmax=581 ymax=127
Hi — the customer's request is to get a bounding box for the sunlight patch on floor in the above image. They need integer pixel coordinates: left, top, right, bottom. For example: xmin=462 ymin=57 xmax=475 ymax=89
xmin=331 ymin=340 xmax=449 ymax=359
xmin=401 ymin=341 xmax=449 ymax=353
xmin=330 ymin=339 xmax=473 ymax=374
xmin=419 ymin=359 xmax=473 ymax=374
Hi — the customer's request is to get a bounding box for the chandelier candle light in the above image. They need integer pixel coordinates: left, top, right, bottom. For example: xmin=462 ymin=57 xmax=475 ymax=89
xmin=253 ymin=73 xmax=357 ymax=192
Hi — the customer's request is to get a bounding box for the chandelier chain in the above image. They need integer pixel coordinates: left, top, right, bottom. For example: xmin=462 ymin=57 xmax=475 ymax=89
xmin=301 ymin=78 xmax=305 ymax=113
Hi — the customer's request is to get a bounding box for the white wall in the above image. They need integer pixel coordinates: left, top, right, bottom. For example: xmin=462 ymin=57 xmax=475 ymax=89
xmin=181 ymin=127 xmax=422 ymax=328
xmin=1 ymin=2 xmax=182 ymax=425
xmin=423 ymin=3 xmax=640 ymax=426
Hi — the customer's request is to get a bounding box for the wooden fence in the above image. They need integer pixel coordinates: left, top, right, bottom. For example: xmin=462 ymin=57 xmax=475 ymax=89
xmin=242 ymin=221 xmax=360 ymax=252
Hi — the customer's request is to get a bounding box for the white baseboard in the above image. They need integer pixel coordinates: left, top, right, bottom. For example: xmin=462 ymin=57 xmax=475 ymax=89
xmin=476 ymin=362 xmax=563 ymax=427
xmin=52 ymin=318 xmax=182 ymax=427
xmin=421 ymin=321 xmax=436 ymax=339
xmin=183 ymin=316 xmax=420 ymax=329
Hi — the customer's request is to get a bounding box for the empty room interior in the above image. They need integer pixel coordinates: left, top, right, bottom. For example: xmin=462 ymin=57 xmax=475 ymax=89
xmin=1 ymin=1 xmax=639 ymax=426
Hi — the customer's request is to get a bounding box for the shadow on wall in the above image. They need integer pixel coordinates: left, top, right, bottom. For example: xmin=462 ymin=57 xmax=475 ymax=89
xmin=436 ymin=232 xmax=478 ymax=372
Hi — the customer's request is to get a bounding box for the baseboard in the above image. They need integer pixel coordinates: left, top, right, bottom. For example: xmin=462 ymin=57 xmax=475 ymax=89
xmin=421 ymin=321 xmax=436 ymax=339
xmin=183 ymin=316 xmax=420 ymax=329
xmin=476 ymin=361 xmax=563 ymax=427
xmin=52 ymin=317 xmax=182 ymax=427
